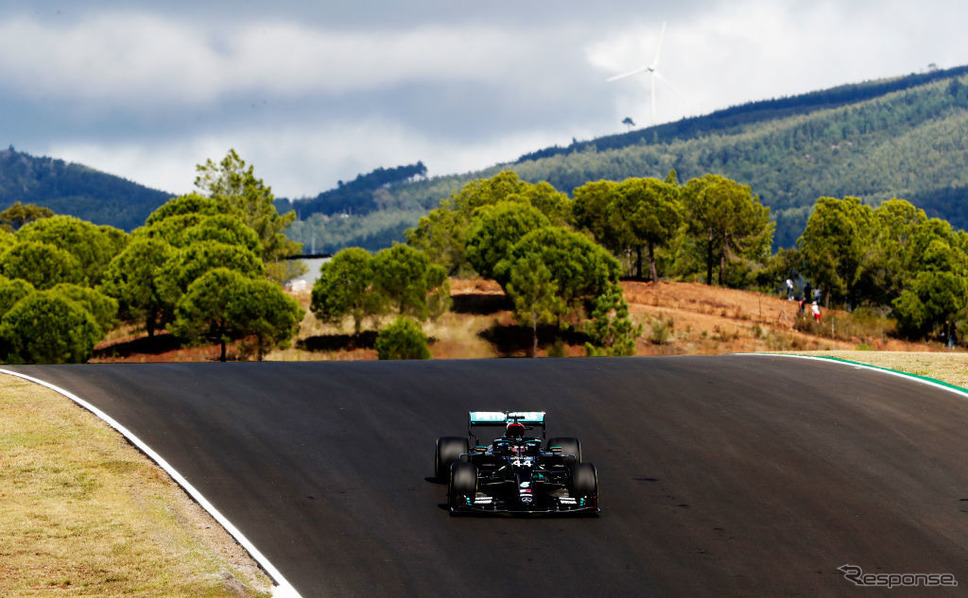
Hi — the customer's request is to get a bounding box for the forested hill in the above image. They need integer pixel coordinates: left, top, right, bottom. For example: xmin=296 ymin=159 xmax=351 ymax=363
xmin=278 ymin=162 xmax=427 ymax=218
xmin=0 ymin=148 xmax=173 ymax=231
xmin=285 ymin=63 xmax=968 ymax=251
xmin=517 ymin=64 xmax=968 ymax=161
xmin=511 ymin=64 xmax=968 ymax=248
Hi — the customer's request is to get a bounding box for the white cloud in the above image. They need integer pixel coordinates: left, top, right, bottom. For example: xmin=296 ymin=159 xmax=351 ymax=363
xmin=0 ymin=13 xmax=221 ymax=103
xmin=0 ymin=11 xmax=536 ymax=108
xmin=228 ymin=23 xmax=522 ymax=95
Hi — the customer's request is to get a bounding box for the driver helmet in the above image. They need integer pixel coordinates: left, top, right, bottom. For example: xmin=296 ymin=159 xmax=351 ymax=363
xmin=506 ymin=421 xmax=526 ymax=438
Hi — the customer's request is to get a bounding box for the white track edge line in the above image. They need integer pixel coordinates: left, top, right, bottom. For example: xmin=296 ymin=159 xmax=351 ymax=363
xmin=741 ymin=353 xmax=968 ymax=399
xmin=0 ymin=368 xmax=302 ymax=598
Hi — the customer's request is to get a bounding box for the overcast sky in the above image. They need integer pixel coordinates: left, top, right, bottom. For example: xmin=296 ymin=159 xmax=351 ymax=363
xmin=1 ymin=0 xmax=965 ymax=199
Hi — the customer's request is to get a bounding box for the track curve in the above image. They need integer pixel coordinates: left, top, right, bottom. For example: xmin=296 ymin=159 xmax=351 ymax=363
xmin=10 ymin=355 xmax=968 ymax=597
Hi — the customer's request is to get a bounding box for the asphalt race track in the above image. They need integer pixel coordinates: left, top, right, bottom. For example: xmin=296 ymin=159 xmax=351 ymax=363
xmin=9 ymin=355 xmax=968 ymax=597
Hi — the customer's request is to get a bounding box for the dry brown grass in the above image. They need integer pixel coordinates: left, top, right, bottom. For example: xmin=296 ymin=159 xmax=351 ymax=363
xmin=96 ymin=278 xmax=955 ymax=362
xmin=0 ymin=374 xmax=273 ymax=597
xmin=621 ymin=280 xmax=934 ymax=355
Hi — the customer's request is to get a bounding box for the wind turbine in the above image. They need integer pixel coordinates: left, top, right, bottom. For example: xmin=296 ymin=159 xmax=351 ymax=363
xmin=606 ymin=22 xmax=682 ymax=126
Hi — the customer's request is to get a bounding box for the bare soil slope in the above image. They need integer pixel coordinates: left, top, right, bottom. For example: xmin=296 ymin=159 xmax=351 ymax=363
xmin=93 ymin=279 xmax=943 ymax=362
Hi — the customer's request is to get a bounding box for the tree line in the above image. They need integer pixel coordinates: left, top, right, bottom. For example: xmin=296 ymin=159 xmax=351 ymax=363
xmin=793 ymin=196 xmax=968 ymax=340
xmin=5 ymin=152 xmax=962 ymax=363
xmin=0 ymin=150 xmax=454 ymax=363
xmin=315 ymin=169 xmax=774 ymax=357
xmin=322 ymin=168 xmax=968 ymax=356
xmin=190 ymin=160 xmax=968 ymax=354
xmin=572 ymin=173 xmax=968 ymax=344
xmin=0 ymin=150 xmax=305 ymax=363
xmin=319 ymin=171 xmax=645 ymax=357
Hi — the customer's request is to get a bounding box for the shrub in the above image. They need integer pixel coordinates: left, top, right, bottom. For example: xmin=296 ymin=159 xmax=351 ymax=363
xmin=647 ymin=314 xmax=674 ymax=345
xmin=375 ymin=317 xmax=431 ymax=360
xmin=583 ymin=282 xmax=642 ymax=357
xmin=0 ymin=291 xmax=100 ymax=363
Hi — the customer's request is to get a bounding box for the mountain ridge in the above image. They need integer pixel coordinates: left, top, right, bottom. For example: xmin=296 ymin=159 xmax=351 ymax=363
xmin=518 ymin=64 xmax=968 ymax=162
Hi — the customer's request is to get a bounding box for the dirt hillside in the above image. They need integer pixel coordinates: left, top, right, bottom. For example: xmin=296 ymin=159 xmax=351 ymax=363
xmin=93 ymin=279 xmax=943 ymax=362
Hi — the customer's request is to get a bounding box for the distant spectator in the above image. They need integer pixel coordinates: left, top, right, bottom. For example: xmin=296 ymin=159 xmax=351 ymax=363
xmin=811 ymin=301 xmax=821 ymax=323
xmin=786 ymin=278 xmax=794 ymax=300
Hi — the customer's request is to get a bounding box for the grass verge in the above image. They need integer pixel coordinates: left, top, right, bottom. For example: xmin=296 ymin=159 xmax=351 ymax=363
xmin=788 ymin=350 xmax=968 ymax=389
xmin=0 ymin=374 xmax=273 ymax=597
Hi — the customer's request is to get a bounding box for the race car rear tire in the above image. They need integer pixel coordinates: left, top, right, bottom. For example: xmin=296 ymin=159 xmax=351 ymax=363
xmin=435 ymin=436 xmax=469 ymax=482
xmin=571 ymin=462 xmax=598 ymax=497
xmin=547 ymin=437 xmax=582 ymax=462
xmin=449 ymin=461 xmax=478 ymax=509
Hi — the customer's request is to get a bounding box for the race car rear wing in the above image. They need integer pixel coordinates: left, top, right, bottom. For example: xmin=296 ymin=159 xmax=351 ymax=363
xmin=468 ymin=411 xmax=546 ymax=445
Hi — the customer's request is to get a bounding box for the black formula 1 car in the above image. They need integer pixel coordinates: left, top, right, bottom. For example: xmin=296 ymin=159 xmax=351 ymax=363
xmin=435 ymin=411 xmax=599 ymax=515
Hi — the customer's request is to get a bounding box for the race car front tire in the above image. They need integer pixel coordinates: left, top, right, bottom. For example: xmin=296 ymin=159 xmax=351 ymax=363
xmin=449 ymin=461 xmax=478 ymax=509
xmin=571 ymin=462 xmax=598 ymax=497
xmin=435 ymin=436 xmax=469 ymax=482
